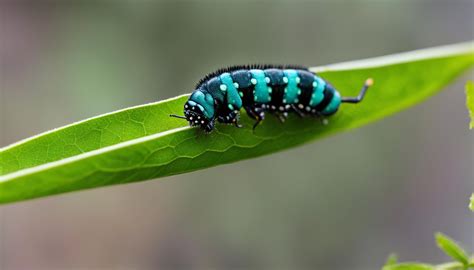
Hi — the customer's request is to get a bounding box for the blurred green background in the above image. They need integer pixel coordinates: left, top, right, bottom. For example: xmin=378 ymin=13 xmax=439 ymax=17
xmin=1 ymin=1 xmax=473 ymax=269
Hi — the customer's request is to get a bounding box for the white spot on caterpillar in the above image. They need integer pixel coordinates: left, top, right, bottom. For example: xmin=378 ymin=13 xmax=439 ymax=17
xmin=296 ymin=77 xmax=301 ymax=83
xmin=283 ymin=77 xmax=288 ymax=83
xmin=305 ymin=106 xmax=311 ymax=111
xmin=251 ymin=78 xmax=257 ymax=85
xmin=265 ymin=77 xmax=270 ymax=83
xmin=220 ymin=84 xmax=227 ymax=91
xmin=298 ymin=104 xmax=304 ymax=109
xmin=233 ymin=82 xmax=239 ymax=88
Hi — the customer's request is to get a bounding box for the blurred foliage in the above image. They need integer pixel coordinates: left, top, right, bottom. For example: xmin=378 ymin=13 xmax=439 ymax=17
xmin=466 ymin=81 xmax=474 ymax=129
xmin=435 ymin=233 xmax=469 ymax=267
xmin=382 ymin=233 xmax=473 ymax=270
xmin=470 ymin=194 xmax=474 ymax=212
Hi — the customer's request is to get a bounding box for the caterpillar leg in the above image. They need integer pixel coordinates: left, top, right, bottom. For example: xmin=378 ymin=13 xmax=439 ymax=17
xmin=311 ymin=111 xmax=327 ymax=125
xmin=217 ymin=110 xmax=242 ymax=128
xmin=203 ymin=120 xmax=215 ymax=133
xmin=291 ymin=104 xmax=306 ymax=118
xmin=252 ymin=114 xmax=265 ymax=130
xmin=274 ymin=112 xmax=288 ymax=123
xmin=318 ymin=116 xmax=329 ymax=125
xmin=341 ymin=78 xmax=373 ymax=104
xmin=245 ymin=106 xmax=265 ymax=131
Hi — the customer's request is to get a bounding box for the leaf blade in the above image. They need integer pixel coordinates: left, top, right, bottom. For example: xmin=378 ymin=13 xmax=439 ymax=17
xmin=382 ymin=263 xmax=434 ymax=270
xmin=470 ymin=193 xmax=474 ymax=212
xmin=0 ymin=94 xmax=190 ymax=175
xmin=466 ymin=81 xmax=474 ymax=129
xmin=1 ymin=42 xmax=473 ymax=204
xmin=435 ymin=233 xmax=469 ymax=266
xmin=384 ymin=254 xmax=399 ymax=266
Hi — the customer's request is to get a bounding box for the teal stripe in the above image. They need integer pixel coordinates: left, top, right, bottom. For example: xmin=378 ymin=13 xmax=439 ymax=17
xmin=283 ymin=70 xmax=299 ymax=104
xmin=250 ymin=69 xmax=270 ymax=103
xmin=189 ymin=90 xmax=215 ymax=119
xmin=219 ymin=72 xmax=242 ymax=109
xmin=309 ymin=76 xmax=326 ymax=106
xmin=322 ymin=91 xmax=341 ymax=115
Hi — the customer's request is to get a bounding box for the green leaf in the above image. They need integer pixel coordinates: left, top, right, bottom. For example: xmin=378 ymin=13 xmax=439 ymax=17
xmin=466 ymin=81 xmax=474 ymax=129
xmin=382 ymin=263 xmax=434 ymax=270
xmin=436 ymin=233 xmax=469 ymax=266
xmin=470 ymin=193 xmax=474 ymax=212
xmin=434 ymin=262 xmax=469 ymax=270
xmin=385 ymin=254 xmax=399 ymax=266
xmin=1 ymin=42 xmax=473 ymax=204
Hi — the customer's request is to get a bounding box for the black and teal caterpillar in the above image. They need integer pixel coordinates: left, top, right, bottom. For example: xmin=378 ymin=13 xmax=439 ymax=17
xmin=170 ymin=65 xmax=373 ymax=132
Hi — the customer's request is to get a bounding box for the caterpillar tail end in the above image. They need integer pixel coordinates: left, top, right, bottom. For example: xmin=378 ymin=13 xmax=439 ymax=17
xmin=365 ymin=78 xmax=374 ymax=87
xmin=341 ymin=78 xmax=374 ymax=104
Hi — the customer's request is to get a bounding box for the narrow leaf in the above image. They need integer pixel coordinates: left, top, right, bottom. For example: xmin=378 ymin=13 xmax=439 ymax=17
xmin=382 ymin=263 xmax=434 ymax=270
xmin=470 ymin=193 xmax=474 ymax=212
xmin=1 ymin=42 xmax=473 ymax=204
xmin=433 ymin=261 xmax=467 ymax=270
xmin=385 ymin=254 xmax=399 ymax=266
xmin=466 ymin=81 xmax=474 ymax=129
xmin=435 ymin=233 xmax=469 ymax=266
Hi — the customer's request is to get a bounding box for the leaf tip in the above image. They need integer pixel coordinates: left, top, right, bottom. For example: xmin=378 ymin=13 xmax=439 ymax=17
xmin=384 ymin=253 xmax=398 ymax=266
xmin=466 ymin=81 xmax=474 ymax=129
xmin=435 ymin=232 xmax=469 ymax=266
xmin=470 ymin=193 xmax=474 ymax=212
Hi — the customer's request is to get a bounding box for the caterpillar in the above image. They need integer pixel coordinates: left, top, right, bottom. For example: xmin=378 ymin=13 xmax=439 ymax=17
xmin=170 ymin=65 xmax=373 ymax=132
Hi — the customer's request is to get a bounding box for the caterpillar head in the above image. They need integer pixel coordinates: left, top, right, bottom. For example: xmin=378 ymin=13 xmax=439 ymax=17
xmin=170 ymin=90 xmax=215 ymax=132
xmin=183 ymin=100 xmax=214 ymax=132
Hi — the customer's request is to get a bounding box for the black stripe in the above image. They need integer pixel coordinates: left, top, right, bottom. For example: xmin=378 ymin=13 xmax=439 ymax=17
xmin=296 ymin=70 xmax=315 ymax=107
xmin=230 ymin=70 xmax=254 ymax=107
xmin=314 ymin=86 xmax=334 ymax=111
xmin=239 ymin=86 xmax=255 ymax=107
xmin=298 ymin=85 xmax=313 ymax=107
xmin=264 ymin=69 xmax=286 ymax=107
